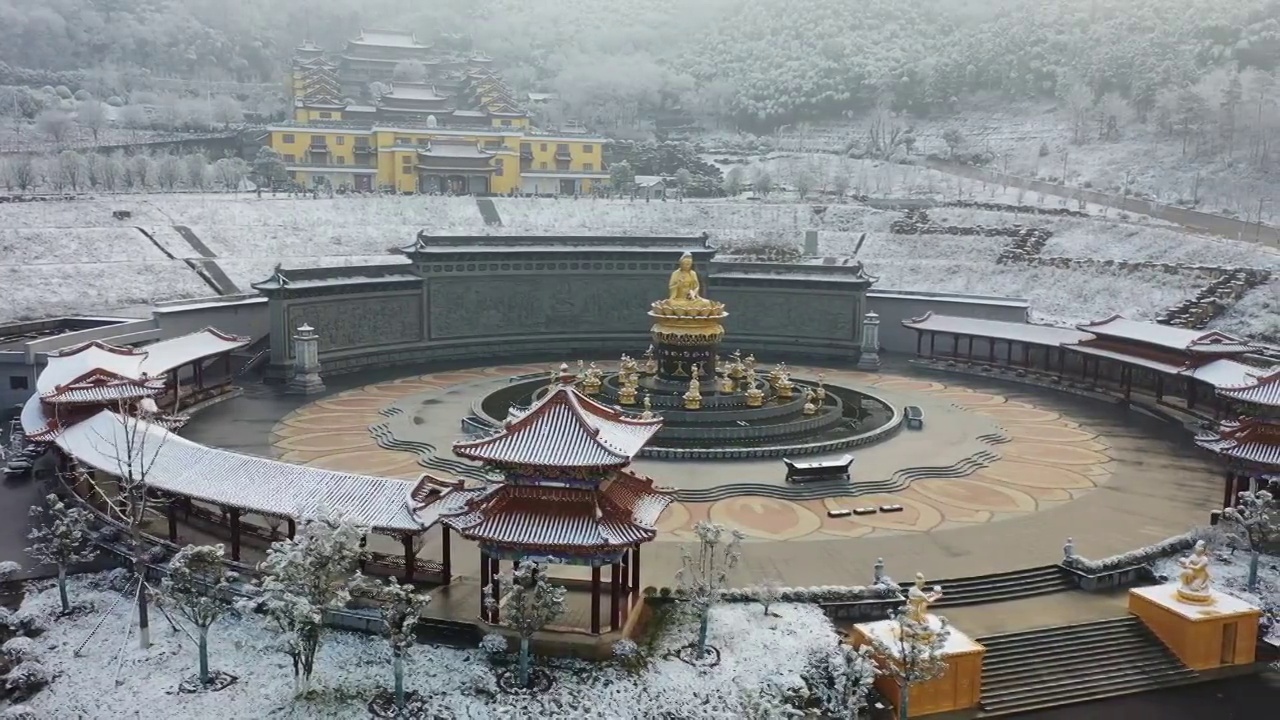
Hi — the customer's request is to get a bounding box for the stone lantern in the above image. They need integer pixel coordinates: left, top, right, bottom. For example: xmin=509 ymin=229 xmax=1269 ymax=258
xmin=287 ymin=323 xmax=326 ymax=395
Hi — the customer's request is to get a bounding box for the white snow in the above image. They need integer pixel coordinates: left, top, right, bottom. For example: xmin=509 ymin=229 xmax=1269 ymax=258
xmin=20 ymin=575 xmax=848 ymax=718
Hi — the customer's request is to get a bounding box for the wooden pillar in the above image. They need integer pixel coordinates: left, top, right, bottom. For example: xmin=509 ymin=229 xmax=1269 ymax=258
xmin=610 ymin=562 xmax=622 ymax=632
xmin=286 ymin=517 xmax=296 ymax=539
xmin=631 ymin=545 xmax=641 ymax=594
xmin=195 ymin=361 xmax=203 ymax=391
xmin=620 ymin=549 xmax=630 ymax=594
xmin=489 ymin=557 xmax=501 ymax=624
xmin=229 ymin=508 xmax=242 ymax=562
xmin=1022 ymin=343 xmax=1030 ymax=367
xmin=440 ymin=525 xmax=452 ymax=585
xmin=1006 ymin=339 xmax=1014 ymax=365
xmin=590 ymin=564 xmax=602 ymax=635
xmin=166 ymin=498 xmax=178 ymax=543
xmin=479 ymin=551 xmax=490 ymax=621
xmin=224 ymin=352 xmax=232 ymax=381
xmin=929 ymin=332 xmax=936 ymax=357
xmin=915 ymin=331 xmax=923 ymax=357
xmin=952 ymin=333 xmax=959 ymax=358
xmin=402 ymin=534 xmax=415 ymax=582
xmin=1187 ymin=380 xmax=1198 ymax=409
xmin=1081 ymin=355 xmax=1088 ymax=379
xmin=1093 ymin=358 xmax=1101 ymax=384
xmin=1123 ymin=366 xmax=1132 ymax=400
xmin=1155 ymin=375 xmax=1164 ymax=401
xmin=989 ymin=338 xmax=996 ymax=363
xmin=966 ymin=335 xmax=974 ymax=360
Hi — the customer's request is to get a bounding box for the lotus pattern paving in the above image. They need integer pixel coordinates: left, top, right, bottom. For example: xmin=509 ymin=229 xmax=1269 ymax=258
xmin=269 ymin=364 xmax=1115 ymax=543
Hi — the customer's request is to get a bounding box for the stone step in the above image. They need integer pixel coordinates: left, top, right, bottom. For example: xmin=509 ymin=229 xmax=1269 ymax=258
xmin=933 ymin=580 xmax=1076 ymax=608
xmin=982 ymin=634 xmax=1155 ymax=671
xmin=983 ymin=642 xmax=1178 ymax=684
xmin=980 ymin=668 xmax=1197 ymax=715
xmin=983 ymin=651 xmax=1185 ymax=693
xmin=978 ymin=616 xmax=1139 ymax=646
xmin=978 ymin=673 xmax=1201 ymax=718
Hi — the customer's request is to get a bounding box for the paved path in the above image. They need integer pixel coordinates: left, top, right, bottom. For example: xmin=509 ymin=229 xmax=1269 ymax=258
xmin=181 ymin=358 xmax=1222 ymax=613
xmin=172 ymin=225 xmax=241 ymax=294
xmin=1014 ymin=671 xmax=1280 ymax=720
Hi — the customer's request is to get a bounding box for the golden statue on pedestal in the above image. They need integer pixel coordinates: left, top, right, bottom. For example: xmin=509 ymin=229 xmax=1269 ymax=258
xmin=649 ymin=254 xmax=728 ymax=345
xmin=1176 ymin=540 xmax=1214 ymax=605
xmin=583 ymin=361 xmax=603 ymax=395
xmin=642 ymin=345 xmax=657 ymax=375
xmin=744 ymin=367 xmax=764 ymax=408
xmin=718 ymin=361 xmax=736 ymax=394
xmin=640 ymin=393 xmax=654 ymax=420
xmin=816 ymin=373 xmax=827 ymax=402
xmin=683 ymin=365 xmax=703 ymax=410
xmin=776 ymin=369 xmax=795 ymax=399
xmin=619 ymin=372 xmax=638 ymax=405
xmin=802 ymin=389 xmax=818 ymax=415
xmin=897 ymin=572 xmax=945 ymax=641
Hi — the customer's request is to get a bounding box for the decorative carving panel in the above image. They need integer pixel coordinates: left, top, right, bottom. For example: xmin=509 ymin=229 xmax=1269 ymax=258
xmin=714 ymin=289 xmax=858 ymax=342
xmin=428 ymin=275 xmax=657 ymax=339
xmin=287 ymin=294 xmax=423 ymax=354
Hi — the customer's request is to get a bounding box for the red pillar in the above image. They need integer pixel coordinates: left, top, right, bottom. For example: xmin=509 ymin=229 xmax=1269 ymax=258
xmin=166 ymin=498 xmax=178 ymax=543
xmin=479 ymin=551 xmax=490 ymax=620
xmin=402 ymin=534 xmax=415 ymax=582
xmin=440 ymin=525 xmax=452 ymax=585
xmin=229 ymin=508 xmax=242 ymax=562
xmin=489 ymin=557 xmax=501 ymax=624
xmin=610 ymin=562 xmax=622 ymax=631
xmin=590 ymin=565 xmax=601 ymax=635
xmin=286 ymin=518 xmax=296 ymax=539
xmin=620 ymin=550 xmax=630 ymax=595
xmin=631 ymin=545 xmax=641 ymax=593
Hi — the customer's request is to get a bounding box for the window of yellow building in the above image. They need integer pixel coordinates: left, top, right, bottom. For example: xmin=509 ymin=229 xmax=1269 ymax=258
xmin=402 ymin=165 xmax=413 ymax=175
xmin=494 ymin=158 xmax=504 ymax=176
xmin=283 ymin=134 xmax=295 ymax=143
xmin=319 ymin=112 xmax=332 ymax=119
xmin=484 ymin=140 xmax=501 ymax=149
xmin=501 ymin=119 xmax=511 ymax=126
xmin=337 ymin=157 xmax=346 ymax=166
xmin=585 ymin=163 xmax=594 ymax=171
xmin=284 ymin=154 xmax=296 ymax=163
xmin=336 ymin=136 xmax=345 ymax=145
xmin=583 ymin=144 xmax=594 ymax=153
xmin=540 ymin=143 xmax=547 ymax=151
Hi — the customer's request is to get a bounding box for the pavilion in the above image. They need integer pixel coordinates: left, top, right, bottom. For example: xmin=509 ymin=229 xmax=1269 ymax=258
xmin=1196 ymin=370 xmax=1280 ymax=506
xmin=420 ymin=365 xmax=675 ymax=634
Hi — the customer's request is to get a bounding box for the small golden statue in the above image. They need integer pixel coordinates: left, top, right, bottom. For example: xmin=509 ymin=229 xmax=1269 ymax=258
xmin=1175 ymin=540 xmax=1214 ymax=605
xmin=718 ymin=362 xmax=736 ymax=394
xmin=895 ymin=572 xmax=945 ymax=641
xmin=744 ymin=367 xmax=764 ymax=408
xmin=618 ymin=373 xmax=638 ymax=405
xmin=816 ymin=373 xmax=827 ymax=402
xmin=776 ymin=371 xmax=795 ymax=400
xmin=640 ymin=393 xmax=654 ymax=420
xmin=802 ymin=389 xmax=818 ymax=415
xmin=744 ymin=354 xmax=757 ymax=377
xmin=728 ymin=350 xmax=745 ymax=379
xmin=583 ymin=361 xmax=603 ymax=395
xmin=642 ymin=345 xmax=657 ymax=375
xmin=683 ymin=365 xmax=702 ymax=410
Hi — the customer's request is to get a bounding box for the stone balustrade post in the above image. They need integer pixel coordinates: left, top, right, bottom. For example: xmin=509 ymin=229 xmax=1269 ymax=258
xmin=286 ymin=323 xmax=326 ymax=395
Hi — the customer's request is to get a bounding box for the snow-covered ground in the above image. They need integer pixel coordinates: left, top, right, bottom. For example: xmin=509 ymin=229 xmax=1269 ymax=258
xmin=0 ymin=193 xmax=1274 ymax=340
xmin=14 ymin=575 xmax=844 ymax=718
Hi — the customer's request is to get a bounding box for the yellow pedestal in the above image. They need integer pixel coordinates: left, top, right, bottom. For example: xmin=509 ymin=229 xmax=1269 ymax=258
xmin=851 ymin=618 xmax=985 ymax=718
xmin=1128 ymin=584 xmax=1261 ymax=671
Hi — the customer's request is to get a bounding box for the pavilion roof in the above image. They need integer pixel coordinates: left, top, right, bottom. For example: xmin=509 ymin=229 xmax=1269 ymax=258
xmin=383 ymin=84 xmax=449 ymax=102
xmin=350 ymin=29 xmax=427 ymax=49
xmin=1195 ymin=418 xmax=1280 ymax=467
xmin=39 ymin=368 xmax=166 ymax=405
xmin=55 ymin=408 xmax=425 ymax=532
xmin=37 ymin=328 xmax=248 ymax=395
xmin=452 ymin=382 xmax=663 ymax=468
xmin=1076 ymin=316 xmax=1254 ymax=354
xmin=901 ymin=312 xmax=1093 ymax=346
xmin=1217 ymin=369 xmax=1280 ymax=407
xmin=432 ymin=471 xmax=674 ymax=551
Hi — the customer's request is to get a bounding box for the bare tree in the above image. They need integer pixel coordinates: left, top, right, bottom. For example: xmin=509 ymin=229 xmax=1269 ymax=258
xmin=100 ymin=153 xmax=124 ymax=191
xmin=86 ymin=401 xmax=173 ymax=649
xmin=210 ymin=96 xmax=243 ymax=128
xmin=76 ymin=101 xmax=109 ymax=143
xmin=130 ymin=154 xmax=155 ymax=190
xmin=58 ymin=151 xmax=86 ymax=191
xmin=36 ymin=110 xmax=75 ymax=146
xmin=10 ymin=155 xmax=36 ymax=191
xmin=156 ymin=154 xmax=183 ymax=190
xmin=184 ymin=154 xmax=208 ymax=190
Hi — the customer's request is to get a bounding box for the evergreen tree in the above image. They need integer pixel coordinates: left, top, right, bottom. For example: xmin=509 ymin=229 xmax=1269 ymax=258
xmin=26 ymin=494 xmax=97 ymax=615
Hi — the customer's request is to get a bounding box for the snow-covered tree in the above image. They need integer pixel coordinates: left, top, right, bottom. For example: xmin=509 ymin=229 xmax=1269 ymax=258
xmin=868 ymin=607 xmax=951 ymax=720
xmin=392 ymin=60 xmax=428 ymax=84
xmin=76 ymin=100 xmax=109 ymax=143
xmin=156 ymin=154 xmax=183 ymax=190
xmin=252 ymin=146 xmax=285 ymax=188
xmin=184 ymin=154 xmax=208 ymax=190
xmin=1221 ymin=486 xmax=1279 ymax=592
xmin=212 ymin=157 xmax=248 ymax=191
xmin=675 ymin=520 xmax=743 ymax=659
xmin=751 ymin=167 xmax=773 ymax=196
xmin=244 ymin=509 xmax=367 ymax=695
xmin=57 ymin=151 xmax=86 ymax=191
xmin=609 ymin=160 xmax=635 ymax=192
xmin=792 ymin=163 xmax=816 ymax=199
xmin=751 ymin=576 xmax=784 ymax=616
xmin=211 ymin=96 xmax=243 ymax=128
xmin=489 ymin=562 xmax=565 ymax=689
xmin=722 ymin=166 xmax=744 ymax=196
xmin=807 ymin=643 xmax=879 ymax=720
xmin=100 ymin=153 xmax=124 ymax=191
xmin=367 ymin=577 xmax=432 ymax=711
xmin=9 ymin=156 xmax=35 ymax=191
xmin=129 ymin=154 xmax=155 ymax=190
xmin=25 ymin=494 xmax=97 ymax=615
xmin=35 ymin=110 xmax=74 ymax=145
xmin=162 ymin=544 xmax=235 ymax=687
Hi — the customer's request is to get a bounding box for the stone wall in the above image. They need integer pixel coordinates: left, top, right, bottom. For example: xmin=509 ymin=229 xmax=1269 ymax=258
xmin=256 ymin=236 xmax=1033 ymax=378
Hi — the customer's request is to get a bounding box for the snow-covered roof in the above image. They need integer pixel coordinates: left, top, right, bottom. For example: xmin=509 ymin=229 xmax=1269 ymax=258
xmin=1182 ymin=359 xmax=1267 ymax=389
xmin=1070 ymin=343 xmax=1185 ymax=375
xmin=384 ymin=84 xmax=448 ymax=101
xmin=634 ymin=176 xmax=666 ymax=188
xmin=453 ymin=382 xmax=662 ymax=468
xmin=37 ymin=329 xmax=248 ymax=395
xmin=39 ymin=369 xmax=166 ymax=405
xmin=1076 ymin=316 xmax=1253 ymax=354
xmin=137 ymin=328 xmax=250 ymax=376
xmin=1217 ymin=369 xmax=1280 ymax=407
xmin=438 ymin=472 xmax=674 ymax=551
xmin=352 ymin=29 xmax=426 ymax=49
xmin=57 ymin=409 xmax=425 ymax=532
xmin=1195 ymin=419 xmax=1280 ymax=468
xmin=420 ymin=142 xmax=493 ymax=159
xmin=37 ymin=341 xmax=146 ymax=394
xmin=902 ymin=312 xmax=1092 ymax=346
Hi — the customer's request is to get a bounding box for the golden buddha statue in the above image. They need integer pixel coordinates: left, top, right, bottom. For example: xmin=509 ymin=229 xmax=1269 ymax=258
xmin=1176 ymin=540 xmax=1214 ymax=605
xmin=683 ymin=365 xmax=703 ymax=410
xmin=906 ymin=572 xmax=943 ymax=624
xmin=649 ymin=254 xmax=727 ymax=321
xmin=668 ymin=252 xmax=701 ymax=301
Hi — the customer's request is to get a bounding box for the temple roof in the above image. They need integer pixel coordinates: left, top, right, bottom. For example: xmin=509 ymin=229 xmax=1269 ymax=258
xmin=1076 ymin=316 xmax=1254 ymax=354
xmin=453 ymin=382 xmax=663 ymax=468
xmin=1218 ymin=369 xmax=1280 ymax=407
xmin=382 ymin=84 xmax=448 ymax=102
xmin=902 ymin=312 xmax=1093 ymax=346
xmin=350 ymin=29 xmax=427 ymax=49
xmin=1195 ymin=418 xmax=1280 ymax=467
xmin=37 ymin=328 xmax=249 ymax=395
xmin=40 ymin=368 xmax=166 ymax=405
xmin=433 ymin=471 xmax=674 ymax=551
xmin=420 ymin=142 xmax=494 ymax=159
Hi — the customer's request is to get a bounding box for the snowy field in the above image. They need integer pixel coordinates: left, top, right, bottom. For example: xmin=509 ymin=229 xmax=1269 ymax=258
xmin=13 ymin=576 xmax=846 ymax=719
xmin=0 ymin=193 xmax=1275 ymax=340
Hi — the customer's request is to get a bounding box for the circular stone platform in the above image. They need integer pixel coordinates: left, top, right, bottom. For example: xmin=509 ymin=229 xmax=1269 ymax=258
xmin=269 ymin=363 xmax=1125 ymax=543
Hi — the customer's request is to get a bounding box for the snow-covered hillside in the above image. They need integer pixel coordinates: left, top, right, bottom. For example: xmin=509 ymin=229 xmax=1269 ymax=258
xmin=0 ymin=194 xmax=1274 ymax=341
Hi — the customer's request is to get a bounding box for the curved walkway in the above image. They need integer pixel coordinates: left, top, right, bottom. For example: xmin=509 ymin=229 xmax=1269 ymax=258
xmin=238 ymin=360 xmax=1223 ymax=588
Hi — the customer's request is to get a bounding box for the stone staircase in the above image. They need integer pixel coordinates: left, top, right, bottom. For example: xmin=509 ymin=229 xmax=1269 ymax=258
xmin=916 ymin=566 xmax=1076 ymax=608
xmin=977 ymin=616 xmax=1197 ymax=716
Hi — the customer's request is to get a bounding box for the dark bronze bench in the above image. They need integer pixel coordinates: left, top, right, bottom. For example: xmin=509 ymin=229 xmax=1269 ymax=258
xmin=784 ymin=454 xmax=854 ymax=484
xmin=905 ymin=406 xmax=924 ymax=430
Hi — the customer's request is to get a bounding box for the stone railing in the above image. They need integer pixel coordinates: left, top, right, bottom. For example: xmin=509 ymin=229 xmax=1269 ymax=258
xmin=645 ymin=582 xmax=905 ymax=623
xmin=1059 ymin=532 xmax=1203 ymax=591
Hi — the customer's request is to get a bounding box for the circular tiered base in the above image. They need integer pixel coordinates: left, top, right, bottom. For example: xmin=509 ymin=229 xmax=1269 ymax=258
xmin=475 ymin=371 xmax=899 ymax=459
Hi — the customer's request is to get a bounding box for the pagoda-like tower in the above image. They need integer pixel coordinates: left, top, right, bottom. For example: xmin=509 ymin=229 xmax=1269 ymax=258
xmin=1196 ymin=369 xmax=1280 ymax=506
xmin=648 ymin=252 xmax=728 ymax=384
xmin=435 ymin=367 xmax=673 ymax=634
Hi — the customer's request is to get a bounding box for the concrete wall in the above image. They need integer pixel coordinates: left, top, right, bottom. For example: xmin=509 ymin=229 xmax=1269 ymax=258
xmin=869 ymin=289 xmax=1030 ymax=354
xmin=152 ymin=295 xmax=270 ymax=341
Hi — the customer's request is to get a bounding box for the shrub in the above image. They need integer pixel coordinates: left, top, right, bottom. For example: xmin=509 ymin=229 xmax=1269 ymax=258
xmin=4 ymin=661 xmax=49 ymax=698
xmin=1 ymin=637 xmax=37 ymax=664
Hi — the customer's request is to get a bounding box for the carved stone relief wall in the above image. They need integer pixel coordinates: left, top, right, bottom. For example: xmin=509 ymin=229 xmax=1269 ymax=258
xmin=285 ymin=293 xmax=424 ymax=354
xmin=428 ymin=275 xmax=657 ymax=339
xmin=714 ymin=288 xmax=859 ymax=342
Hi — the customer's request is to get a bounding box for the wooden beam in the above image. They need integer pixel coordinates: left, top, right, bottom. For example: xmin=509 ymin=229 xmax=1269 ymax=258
xmin=631 ymin=545 xmax=640 ymax=593
xmin=610 ymin=562 xmax=621 ymax=632
xmin=229 ymin=508 xmax=242 ymax=562
xmin=402 ymin=534 xmax=415 ymax=582
xmin=590 ymin=564 xmax=601 ymax=635
xmin=440 ymin=525 xmax=451 ymax=585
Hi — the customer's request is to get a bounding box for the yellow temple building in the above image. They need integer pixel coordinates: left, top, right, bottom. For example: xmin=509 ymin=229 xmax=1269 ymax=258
xmin=271 ymin=29 xmax=609 ymax=195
